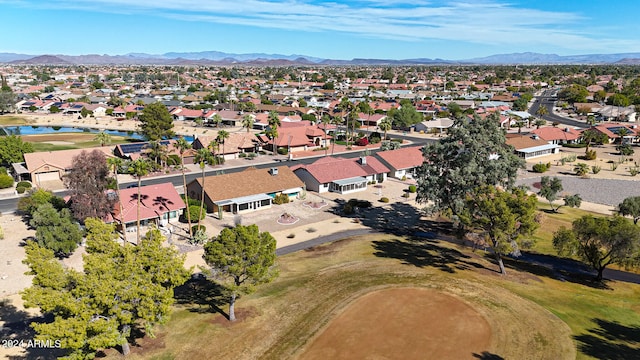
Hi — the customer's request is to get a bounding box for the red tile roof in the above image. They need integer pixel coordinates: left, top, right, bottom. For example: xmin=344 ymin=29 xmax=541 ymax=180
xmin=112 ymin=182 xmax=185 ymax=224
xmin=532 ymin=127 xmax=580 ymax=142
xmin=294 ymin=156 xmax=390 ymax=183
xmin=376 ymin=146 xmax=424 ymax=170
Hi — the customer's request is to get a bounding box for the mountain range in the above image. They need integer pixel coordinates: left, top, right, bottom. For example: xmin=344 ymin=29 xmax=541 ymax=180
xmin=1 ymin=51 xmax=640 ymax=65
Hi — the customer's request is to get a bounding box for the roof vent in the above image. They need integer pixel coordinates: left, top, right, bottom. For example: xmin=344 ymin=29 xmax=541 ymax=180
xmin=360 ymin=156 xmax=367 ymax=165
xmin=270 ymin=167 xmax=279 ymax=176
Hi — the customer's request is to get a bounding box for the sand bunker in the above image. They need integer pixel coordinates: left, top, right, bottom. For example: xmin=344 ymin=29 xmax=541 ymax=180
xmin=299 ymin=287 xmax=491 ymax=360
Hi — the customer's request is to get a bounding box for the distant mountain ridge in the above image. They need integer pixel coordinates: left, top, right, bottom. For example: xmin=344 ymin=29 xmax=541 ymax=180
xmin=2 ymin=51 xmax=640 ymax=65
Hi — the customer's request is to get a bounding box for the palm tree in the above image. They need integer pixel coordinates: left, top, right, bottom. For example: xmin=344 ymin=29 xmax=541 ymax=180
xmin=107 ymin=157 xmax=125 ymax=241
xmin=379 ymin=117 xmax=392 ymax=142
xmin=330 ymin=116 xmax=341 ymax=155
xmin=174 ymin=138 xmax=193 ymax=237
xmin=574 ymin=162 xmax=589 ymax=177
xmin=338 ymin=97 xmax=353 ymax=148
xmin=211 ymin=113 xmax=222 ymax=128
xmin=536 ymin=105 xmax=548 ymax=118
xmin=128 ymin=158 xmax=151 ymax=245
xmin=241 ymin=114 xmax=254 ymax=133
xmin=207 ymin=140 xmax=219 ymax=165
xmin=216 ymin=130 xmax=230 ymax=163
xmin=534 ymin=119 xmax=546 ymax=129
xmin=267 ymin=111 xmax=281 ymax=155
xmin=146 ymin=140 xmax=169 ymax=169
xmin=321 ymin=114 xmax=331 ymax=157
xmin=94 ymin=131 xmax=112 ymax=147
xmin=194 ymin=148 xmax=211 ymax=228
xmin=617 ymin=127 xmax=630 ymax=144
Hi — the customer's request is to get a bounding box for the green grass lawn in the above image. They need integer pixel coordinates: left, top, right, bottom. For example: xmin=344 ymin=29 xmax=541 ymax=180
xmin=106 ymin=213 xmax=640 ymax=360
xmin=27 ymin=134 xmax=133 ymax=152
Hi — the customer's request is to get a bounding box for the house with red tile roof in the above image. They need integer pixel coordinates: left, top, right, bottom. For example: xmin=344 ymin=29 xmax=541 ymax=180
xmin=531 ymin=126 xmax=581 ymax=145
xmin=293 ymin=156 xmax=389 ymax=194
xmin=186 ymin=166 xmax=304 ymax=217
xmin=260 ymin=121 xmax=331 ymax=154
xmin=590 ymin=123 xmax=639 ymax=144
xmin=376 ymin=146 xmax=424 ymax=179
xmin=109 ymin=182 xmax=185 ymax=232
xmin=357 ymin=112 xmax=387 ymax=127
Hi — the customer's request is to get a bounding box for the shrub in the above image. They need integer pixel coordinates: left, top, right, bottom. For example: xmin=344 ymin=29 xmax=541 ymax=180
xmin=167 ymin=154 xmax=181 ymax=166
xmin=184 ymin=205 xmax=205 ymax=222
xmin=287 ymin=233 xmax=296 ymax=239
xmin=277 ymin=147 xmax=288 ymax=155
xmin=611 ymin=162 xmax=619 ymax=171
xmin=356 ymin=137 xmax=369 ymax=146
xmin=630 ymin=167 xmax=640 ymax=177
xmin=273 ymin=193 xmax=290 ymax=205
xmin=306 ymin=227 xmax=317 ymax=233
xmin=584 ymin=150 xmax=597 ymax=160
xmin=0 ymin=167 xmax=7 ymax=175
xmin=380 ymin=197 xmax=390 ymax=203
xmin=401 ymin=175 xmax=407 ymax=181
xmin=182 ymin=195 xmax=202 ymax=208
xmin=532 ymin=163 xmax=549 ymax=173
xmin=591 ymin=165 xmax=601 ymax=174
xmin=191 ymin=225 xmax=206 ymax=234
xmin=238 ymin=153 xmax=247 ymax=158
xmin=402 ymin=193 xmax=410 ymax=198
xmin=16 ymin=186 xmax=26 ymax=194
xmin=0 ymin=175 xmax=13 ymax=189
xmin=16 ymin=181 xmax=32 ymax=189
xmin=408 ymin=185 xmax=417 ymax=193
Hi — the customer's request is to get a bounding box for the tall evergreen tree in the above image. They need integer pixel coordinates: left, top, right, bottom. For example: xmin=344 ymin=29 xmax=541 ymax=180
xmin=138 ymin=102 xmax=175 ymax=141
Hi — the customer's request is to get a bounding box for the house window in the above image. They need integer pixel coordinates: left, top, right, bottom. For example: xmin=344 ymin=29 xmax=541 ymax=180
xmin=169 ymin=211 xmax=177 ymax=219
xmin=260 ymin=199 xmax=271 ymax=207
xmin=238 ymin=203 xmax=249 ymax=211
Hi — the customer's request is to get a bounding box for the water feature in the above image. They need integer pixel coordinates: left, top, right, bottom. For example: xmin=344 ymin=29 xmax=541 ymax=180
xmin=0 ymin=126 xmax=194 ymax=142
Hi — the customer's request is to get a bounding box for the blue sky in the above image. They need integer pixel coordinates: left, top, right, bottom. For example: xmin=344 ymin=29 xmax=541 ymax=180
xmin=1 ymin=0 xmax=639 ymax=59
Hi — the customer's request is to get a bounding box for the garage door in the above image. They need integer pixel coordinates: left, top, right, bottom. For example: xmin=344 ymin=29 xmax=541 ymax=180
xmin=35 ymin=171 xmax=60 ymax=182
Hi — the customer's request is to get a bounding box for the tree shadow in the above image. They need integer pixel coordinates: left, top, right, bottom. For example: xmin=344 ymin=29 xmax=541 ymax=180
xmin=151 ymin=196 xmax=174 ymax=212
xmin=1 ymin=298 xmax=68 ymax=359
xmin=327 ymin=200 xmax=424 ymax=236
xmin=575 ymin=318 xmax=640 ymax=359
xmin=500 ymin=253 xmax=611 ymax=289
xmin=472 ymin=352 xmax=505 ymax=360
xmin=372 ymin=236 xmax=488 ymax=273
xmin=173 ymin=274 xmax=230 ymax=319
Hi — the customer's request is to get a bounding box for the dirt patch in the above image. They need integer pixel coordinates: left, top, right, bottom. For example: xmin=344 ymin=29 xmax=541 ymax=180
xmin=298 ymin=287 xmax=492 ymax=360
xmin=211 ymin=306 xmax=259 ymax=327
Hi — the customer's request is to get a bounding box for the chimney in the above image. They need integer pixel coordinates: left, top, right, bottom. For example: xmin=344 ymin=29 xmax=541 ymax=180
xmin=360 ymin=156 xmax=367 ymax=165
xmin=270 ymin=167 xmax=279 ymax=176
xmin=564 ymin=127 xmax=570 ymax=132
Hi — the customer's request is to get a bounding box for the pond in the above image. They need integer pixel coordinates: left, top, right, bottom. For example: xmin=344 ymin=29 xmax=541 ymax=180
xmin=0 ymin=126 xmax=194 ymax=142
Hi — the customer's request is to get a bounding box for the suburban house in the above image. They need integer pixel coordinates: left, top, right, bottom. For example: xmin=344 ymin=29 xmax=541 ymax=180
xmin=596 ymin=105 xmax=637 ymax=122
xmin=185 ymin=166 xmax=304 ymax=218
xmin=23 ymin=147 xmax=114 ymax=184
xmin=590 ymin=123 xmax=639 ymax=144
xmin=108 ymin=182 xmax=185 ymax=233
xmin=414 ymin=118 xmax=454 ymax=134
xmin=191 ymin=132 xmax=260 ymax=160
xmin=505 ymin=134 xmax=560 ymax=159
xmin=292 ymin=156 xmax=389 ymax=194
xmin=259 ymin=121 xmax=330 ymax=153
xmin=531 ymin=127 xmax=581 ymax=145
xmin=376 ymin=146 xmax=424 ymax=179
xmin=357 ymin=113 xmax=387 ymax=128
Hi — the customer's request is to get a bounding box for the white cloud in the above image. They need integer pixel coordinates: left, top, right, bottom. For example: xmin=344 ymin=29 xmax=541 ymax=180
xmin=8 ymin=0 xmax=640 ymax=53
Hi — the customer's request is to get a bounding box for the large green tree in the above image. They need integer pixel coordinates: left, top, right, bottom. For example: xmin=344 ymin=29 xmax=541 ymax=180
xmin=22 ymin=219 xmax=189 ymax=358
xmin=618 ymin=196 xmax=640 ymax=224
xmin=416 ymin=114 xmax=524 ymax=219
xmin=538 ymin=176 xmax=582 ymax=213
xmin=202 ymin=224 xmax=278 ymax=321
xmin=558 ymin=84 xmax=589 ymax=104
xmin=391 ymin=103 xmax=423 ymax=129
xmin=30 ymin=203 xmax=84 ymax=257
xmin=138 ymin=102 xmax=175 ymax=141
xmin=0 ymin=135 xmax=34 ymax=167
xmin=553 ymin=215 xmax=640 ymax=281
xmin=459 ymin=185 xmax=538 ymax=275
